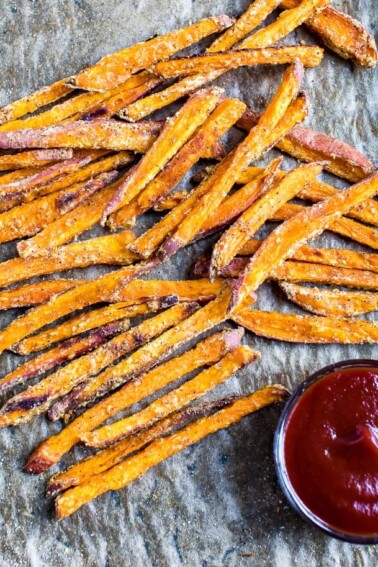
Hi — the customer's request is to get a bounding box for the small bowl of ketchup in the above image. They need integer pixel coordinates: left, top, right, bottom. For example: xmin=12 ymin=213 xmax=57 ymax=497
xmin=274 ymin=359 xmax=378 ymax=544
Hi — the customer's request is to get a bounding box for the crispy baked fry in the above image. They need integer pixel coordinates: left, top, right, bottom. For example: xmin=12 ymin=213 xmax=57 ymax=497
xmin=54 ymin=385 xmax=286 ymax=518
xmin=233 ymin=308 xmax=378 ymax=343
xmin=0 ymin=120 xmax=163 ymax=152
xmin=240 ymin=0 xmax=330 ymax=49
xmin=281 ymin=0 xmax=378 ymax=67
xmin=0 ymin=318 xmax=131 ymax=396
xmin=0 ymin=167 xmax=44 ymax=184
xmin=0 ymin=279 xmax=86 ymax=310
xmin=0 ymin=302 xmax=192 ymax=426
xmin=48 ymin=288 xmax=232 ymax=421
xmin=47 ymin=396 xmax=239 ymax=496
xmin=0 ymin=78 xmax=71 ymax=125
xmin=83 ymin=345 xmax=258 ymax=448
xmin=280 ymin=282 xmax=378 ymax=317
xmin=0 ymin=232 xmax=136 ymax=289
xmin=0 ymin=149 xmax=74 ymax=171
xmin=210 ymin=163 xmax=323 ymax=278
xmin=109 ymin=98 xmax=246 ymax=228
xmin=103 ymin=88 xmax=222 ymax=221
xmin=230 ymin=170 xmax=378 ymax=310
xmin=70 ymin=15 xmax=235 ymax=91
xmin=50 ymin=328 xmax=244 ymax=451
xmin=153 ymin=191 xmax=188 ymax=211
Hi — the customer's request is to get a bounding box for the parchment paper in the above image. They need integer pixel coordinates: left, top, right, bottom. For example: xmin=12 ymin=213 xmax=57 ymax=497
xmin=0 ymin=1 xmax=377 ymax=565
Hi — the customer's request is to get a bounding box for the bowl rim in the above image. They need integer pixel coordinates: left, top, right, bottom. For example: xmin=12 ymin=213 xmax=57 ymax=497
xmin=274 ymin=358 xmax=378 ymax=545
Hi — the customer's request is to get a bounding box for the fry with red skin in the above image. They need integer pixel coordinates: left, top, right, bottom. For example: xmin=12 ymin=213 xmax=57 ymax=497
xmin=103 ymin=88 xmax=223 ymax=221
xmin=0 ymin=232 xmax=136 ymax=289
xmin=48 ymin=289 xmax=232 ymax=421
xmin=0 ymin=120 xmax=163 ymax=152
xmin=70 ymin=15 xmax=235 ymax=91
xmin=210 ymin=163 xmax=323 ymax=278
xmin=0 ymin=279 xmax=86 ymax=310
xmin=0 ymin=78 xmax=71 ymax=125
xmin=233 ymin=308 xmax=378 ymax=343
xmin=83 ymin=345 xmax=258 ymax=448
xmin=239 ymin=0 xmax=330 ymax=49
xmin=0 ymin=302 xmax=193 ymax=426
xmin=151 ymin=46 xmax=323 ymax=78
xmin=54 ymin=385 xmax=286 ymax=518
xmin=46 ymin=396 xmax=239 ymax=496
xmin=14 ymin=279 xmax=224 ymax=355
xmin=0 ymin=149 xmax=74 ymax=171
xmin=230 ymin=171 xmax=378 ymax=310
xmin=108 ymin=98 xmax=246 ymax=229
xmin=0 ymin=167 xmax=44 ymax=184
xmin=281 ymin=0 xmax=378 ymax=67
xmin=0 ymin=318 xmax=131 ymax=396
xmin=280 ymin=282 xmax=378 ymax=317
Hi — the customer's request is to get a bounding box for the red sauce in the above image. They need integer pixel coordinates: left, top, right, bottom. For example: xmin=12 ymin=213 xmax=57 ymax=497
xmin=283 ymin=367 xmax=378 ymax=536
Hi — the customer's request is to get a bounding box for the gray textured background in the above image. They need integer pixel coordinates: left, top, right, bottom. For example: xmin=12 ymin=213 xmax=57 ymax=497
xmin=0 ymin=1 xmax=377 ymax=566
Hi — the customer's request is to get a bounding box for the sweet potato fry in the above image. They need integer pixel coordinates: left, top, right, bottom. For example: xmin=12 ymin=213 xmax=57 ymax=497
xmin=54 ymin=385 xmax=286 ymax=518
xmin=0 ymin=279 xmax=86 ymax=310
xmin=210 ymin=163 xmax=323 ymax=278
xmin=83 ymin=345 xmax=258 ymax=448
xmin=230 ymin=170 xmax=378 ymax=310
xmin=0 ymin=167 xmax=44 ymax=185
xmin=238 ymin=111 xmax=377 ymax=183
xmin=70 ymin=15 xmax=235 ymax=91
xmin=12 ymin=297 xmax=180 ymax=355
xmin=280 ymin=282 xmax=378 ymax=317
xmin=153 ymin=191 xmax=188 ymax=211
xmin=0 ymin=232 xmax=136 ymax=289
xmin=151 ymin=46 xmax=323 ymax=78
xmin=0 ymin=149 xmax=74 ymax=172
xmin=48 ymin=288 xmax=232 ymax=420
xmin=0 ymin=318 xmax=131 ymax=396
xmin=233 ymin=308 xmax=378 ymax=343
xmin=0 ymin=78 xmax=71 ymax=125
xmin=47 ymin=395 xmax=239 ymax=496
xmin=0 ymin=260 xmax=157 ymax=356
xmin=50 ymin=328 xmax=244 ymax=453
xmin=0 ymin=302 xmax=192 ymax=426
xmin=207 ymin=0 xmax=282 ymax=53
xmin=240 ymin=0 xmax=330 ymax=49
xmin=109 ymin=98 xmax=246 ymax=229
xmin=281 ymin=0 xmax=378 ymax=67
xmin=103 ymin=88 xmax=223 ymax=221
xmin=0 ymin=120 xmax=163 ymax=152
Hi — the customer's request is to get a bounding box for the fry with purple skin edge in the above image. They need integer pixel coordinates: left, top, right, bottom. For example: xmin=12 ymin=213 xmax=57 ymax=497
xmin=0 ymin=149 xmax=74 ymax=171
xmin=0 ymin=279 xmax=87 ymax=310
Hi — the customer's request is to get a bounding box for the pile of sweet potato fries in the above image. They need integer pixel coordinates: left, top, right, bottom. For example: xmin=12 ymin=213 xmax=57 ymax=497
xmin=0 ymin=0 xmax=376 ymax=518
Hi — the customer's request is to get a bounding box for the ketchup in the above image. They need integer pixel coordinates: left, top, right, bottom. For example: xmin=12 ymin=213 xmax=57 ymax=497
xmin=283 ymin=366 xmax=378 ymax=537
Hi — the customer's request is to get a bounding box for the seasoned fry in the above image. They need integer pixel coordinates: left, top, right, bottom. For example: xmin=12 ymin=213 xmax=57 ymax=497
xmin=230 ymin=170 xmax=378 ymax=310
xmin=0 ymin=279 xmax=86 ymax=310
xmin=233 ymin=308 xmax=378 ymax=343
xmin=12 ymin=298 xmax=179 ymax=355
xmin=0 ymin=318 xmax=131 ymax=396
xmin=240 ymin=0 xmax=330 ymax=49
xmin=280 ymin=282 xmax=378 ymax=317
xmin=47 ymin=289 xmax=232 ymax=421
xmin=0 ymin=78 xmax=71 ymax=125
xmin=0 ymin=302 xmax=192 ymax=426
xmin=54 ymin=385 xmax=286 ymax=518
xmin=153 ymin=191 xmax=188 ymax=211
xmin=208 ymin=0 xmax=282 ymax=52
xmin=0 ymin=149 xmax=74 ymax=172
xmin=0 ymin=167 xmax=44 ymax=185
xmin=83 ymin=345 xmax=258 ymax=448
xmin=70 ymin=15 xmax=235 ymax=91
xmin=0 ymin=260 xmax=157 ymax=356
xmin=281 ymin=0 xmax=378 ymax=67
xmin=238 ymin=112 xmax=377 ymax=183
xmin=210 ymin=163 xmax=323 ymax=278
xmin=0 ymin=232 xmax=136 ymax=289
xmin=103 ymin=88 xmax=222 ymax=220
xmin=109 ymin=98 xmax=246 ymax=228
xmin=151 ymin=46 xmax=323 ymax=78
xmin=47 ymin=396 xmax=239 ymax=496
xmin=0 ymin=120 xmax=163 ymax=152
